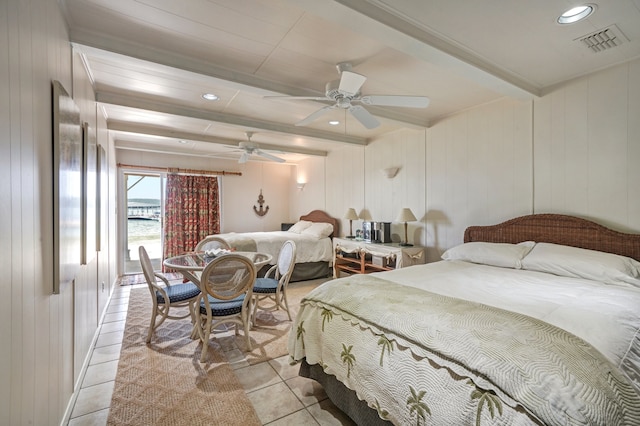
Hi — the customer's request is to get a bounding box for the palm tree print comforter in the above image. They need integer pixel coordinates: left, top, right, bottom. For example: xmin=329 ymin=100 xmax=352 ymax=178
xmin=288 ymin=274 xmax=640 ymax=425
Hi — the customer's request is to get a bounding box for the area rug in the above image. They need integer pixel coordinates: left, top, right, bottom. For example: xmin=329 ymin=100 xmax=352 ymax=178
xmin=107 ymin=279 xmax=327 ymax=425
xmin=107 ymin=288 xmax=261 ymax=426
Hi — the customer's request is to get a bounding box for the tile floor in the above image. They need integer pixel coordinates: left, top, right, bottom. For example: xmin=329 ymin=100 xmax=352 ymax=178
xmin=66 ymin=280 xmax=356 ymax=426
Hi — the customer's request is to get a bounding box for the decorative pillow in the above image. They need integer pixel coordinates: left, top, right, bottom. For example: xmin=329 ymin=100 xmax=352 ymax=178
xmin=441 ymin=241 xmax=536 ymax=269
xmin=521 ymin=242 xmax=640 ymax=286
xmin=287 ymin=220 xmax=313 ymax=234
xmin=301 ymin=222 xmax=334 ymax=238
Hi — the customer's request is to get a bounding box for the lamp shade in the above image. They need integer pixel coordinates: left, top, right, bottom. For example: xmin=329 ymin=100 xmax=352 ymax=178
xmin=344 ymin=208 xmax=359 ymax=221
xmin=359 ymin=210 xmax=373 ymax=221
xmin=396 ymin=208 xmax=417 ymax=222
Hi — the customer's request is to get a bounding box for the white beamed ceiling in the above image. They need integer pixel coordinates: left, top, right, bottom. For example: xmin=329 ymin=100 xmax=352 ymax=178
xmin=61 ymin=0 xmax=640 ymax=162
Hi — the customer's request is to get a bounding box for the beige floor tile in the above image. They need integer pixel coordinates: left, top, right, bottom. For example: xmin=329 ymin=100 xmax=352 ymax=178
xmin=224 ymin=347 xmax=250 ymax=369
xmin=105 ymin=303 xmax=128 ymax=314
xmin=247 ymin=381 xmax=305 ymax=424
xmin=269 ymin=355 xmax=300 ymax=380
xmin=95 ymin=330 xmax=124 ymax=347
xmin=89 ymin=344 xmax=121 ymax=365
xmin=307 ymin=399 xmax=357 ymax=426
xmin=265 ymin=408 xmax=319 ymax=425
xmin=81 ymin=360 xmax=119 ymax=387
xmin=67 ymin=408 xmax=109 ymax=426
xmin=286 ymin=376 xmax=327 ymax=407
xmin=235 ymin=361 xmax=281 ymax=392
xmin=71 ymin=382 xmax=115 ymax=418
xmin=100 ymin=320 xmax=125 ymax=334
xmin=103 ymin=311 xmax=127 ymax=323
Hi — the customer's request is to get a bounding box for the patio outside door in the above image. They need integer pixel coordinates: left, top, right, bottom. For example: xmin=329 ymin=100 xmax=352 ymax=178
xmin=124 ymin=173 xmax=164 ymax=274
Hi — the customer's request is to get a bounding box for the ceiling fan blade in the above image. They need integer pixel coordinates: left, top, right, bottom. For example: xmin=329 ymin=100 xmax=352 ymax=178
xmin=256 ymin=149 xmax=285 ymax=163
xmin=359 ymin=95 xmax=430 ymax=108
xmin=295 ymin=105 xmax=335 ymax=126
xmin=338 ymin=70 xmax=367 ymax=96
xmin=348 ymin=105 xmax=380 ymax=129
xmin=239 ymin=151 xmax=250 ymax=164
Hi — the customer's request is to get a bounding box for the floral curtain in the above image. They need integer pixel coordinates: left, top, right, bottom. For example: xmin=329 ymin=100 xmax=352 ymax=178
xmin=163 ymin=174 xmax=220 ymax=262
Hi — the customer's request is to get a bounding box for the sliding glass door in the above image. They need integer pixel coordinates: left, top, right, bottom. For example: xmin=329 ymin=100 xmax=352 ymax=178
xmin=124 ymin=173 xmax=165 ymax=274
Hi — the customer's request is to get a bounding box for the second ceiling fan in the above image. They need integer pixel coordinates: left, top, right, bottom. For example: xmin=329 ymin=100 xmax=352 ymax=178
xmin=272 ymin=62 xmax=430 ymax=129
xmin=237 ymin=132 xmax=285 ymax=164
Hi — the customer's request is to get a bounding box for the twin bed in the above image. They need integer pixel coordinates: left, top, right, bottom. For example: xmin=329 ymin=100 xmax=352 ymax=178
xmin=288 ymin=214 xmax=640 ymax=425
xmin=211 ymin=210 xmax=338 ymax=281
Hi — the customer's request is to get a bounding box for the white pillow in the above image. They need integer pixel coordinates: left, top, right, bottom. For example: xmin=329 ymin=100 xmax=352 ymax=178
xmin=441 ymin=241 xmax=536 ymax=269
xmin=301 ymin=222 xmax=334 ymax=238
xmin=521 ymin=242 xmax=640 ymax=286
xmin=287 ymin=220 xmax=313 ymax=234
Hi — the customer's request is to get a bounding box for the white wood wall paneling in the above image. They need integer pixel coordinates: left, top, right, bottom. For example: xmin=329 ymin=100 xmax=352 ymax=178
xmin=588 ymin=65 xmax=629 ymax=226
xmin=366 ymin=129 xmax=427 ymax=245
xmin=292 ymin=156 xmax=326 ymax=221
xmin=325 ymin=145 xmax=365 ymax=238
xmin=1 ymin=0 xmax=77 ymax=424
xmin=629 ymin=60 xmax=640 ymax=231
xmin=72 ymin=49 xmax=100 ymax=386
xmin=534 ymin=59 xmax=640 ymax=232
xmin=426 ymin=98 xmax=533 ymax=256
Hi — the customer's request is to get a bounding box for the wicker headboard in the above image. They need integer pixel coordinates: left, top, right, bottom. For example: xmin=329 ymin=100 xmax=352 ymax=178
xmin=299 ymin=210 xmax=339 ymax=238
xmin=464 ymin=214 xmax=640 ymax=261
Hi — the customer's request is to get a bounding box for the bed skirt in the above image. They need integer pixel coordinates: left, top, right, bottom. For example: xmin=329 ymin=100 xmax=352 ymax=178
xmin=299 ymin=360 xmax=391 ymax=426
xmin=257 ymin=261 xmax=331 ymax=282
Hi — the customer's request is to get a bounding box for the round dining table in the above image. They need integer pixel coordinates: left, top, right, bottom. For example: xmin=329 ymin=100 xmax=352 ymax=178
xmin=163 ymin=251 xmax=272 ymax=284
xmin=163 ymin=250 xmax=272 ymax=339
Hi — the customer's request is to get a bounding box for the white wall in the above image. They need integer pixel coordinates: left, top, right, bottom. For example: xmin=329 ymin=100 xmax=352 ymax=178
xmin=426 ymin=98 xmax=533 ymax=259
xmin=534 ymin=58 xmax=640 ymax=232
xmin=2 ymin=0 xmax=85 ymax=423
xmin=290 ymin=156 xmax=327 ymax=222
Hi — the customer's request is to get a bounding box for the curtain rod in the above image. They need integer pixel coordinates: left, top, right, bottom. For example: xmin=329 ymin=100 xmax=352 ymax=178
xmin=117 ymin=163 xmax=242 ymax=176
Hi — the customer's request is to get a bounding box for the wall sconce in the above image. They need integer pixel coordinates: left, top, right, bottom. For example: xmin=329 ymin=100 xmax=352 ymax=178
xmin=396 ymin=207 xmax=417 ymax=246
xmin=296 ymin=182 xmax=306 ymax=190
xmin=382 ymin=167 xmax=399 ymax=179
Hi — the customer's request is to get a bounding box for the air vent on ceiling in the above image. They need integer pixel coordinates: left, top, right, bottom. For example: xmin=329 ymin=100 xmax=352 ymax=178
xmin=576 ymin=25 xmax=628 ymax=53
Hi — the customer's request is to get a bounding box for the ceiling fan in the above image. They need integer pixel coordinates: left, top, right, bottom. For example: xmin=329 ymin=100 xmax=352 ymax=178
xmin=269 ymin=62 xmax=430 ymax=129
xmin=237 ymin=132 xmax=285 ymax=164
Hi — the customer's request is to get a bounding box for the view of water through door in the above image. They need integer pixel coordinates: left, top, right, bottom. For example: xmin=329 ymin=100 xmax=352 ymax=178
xmin=125 ymin=173 xmax=164 ymax=274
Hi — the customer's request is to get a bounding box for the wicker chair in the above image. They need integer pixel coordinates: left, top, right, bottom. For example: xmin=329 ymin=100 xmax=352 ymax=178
xmin=252 ymin=240 xmax=297 ymax=321
xmin=195 ymin=235 xmax=231 ymax=252
xmin=195 ymin=254 xmax=256 ymax=362
xmin=138 ymin=245 xmax=200 ymax=343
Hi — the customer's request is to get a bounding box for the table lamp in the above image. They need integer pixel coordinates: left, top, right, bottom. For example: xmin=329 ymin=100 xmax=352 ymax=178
xmin=396 ymin=208 xmax=417 ymax=246
xmin=344 ymin=208 xmax=359 ymax=238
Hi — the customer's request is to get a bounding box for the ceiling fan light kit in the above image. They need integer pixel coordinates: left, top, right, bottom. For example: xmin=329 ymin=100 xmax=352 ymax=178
xmin=270 ymin=62 xmax=430 ymax=130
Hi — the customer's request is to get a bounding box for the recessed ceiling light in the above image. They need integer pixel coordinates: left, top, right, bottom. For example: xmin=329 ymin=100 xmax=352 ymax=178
xmin=328 ymin=120 xmax=340 ymax=126
xmin=202 ymin=93 xmax=219 ymax=101
xmin=557 ymin=4 xmax=595 ymax=24
xmin=178 ymin=140 xmax=188 ymax=144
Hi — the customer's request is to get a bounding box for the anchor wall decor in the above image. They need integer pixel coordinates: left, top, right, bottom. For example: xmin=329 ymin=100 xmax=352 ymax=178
xmin=253 ymin=189 xmax=269 ymax=217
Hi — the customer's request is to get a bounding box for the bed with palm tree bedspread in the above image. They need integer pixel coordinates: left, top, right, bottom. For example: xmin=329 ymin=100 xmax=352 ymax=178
xmin=288 ymin=214 xmax=640 ymax=425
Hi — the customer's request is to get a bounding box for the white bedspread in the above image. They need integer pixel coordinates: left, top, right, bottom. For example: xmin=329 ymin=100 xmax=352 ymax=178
xmin=379 ymin=260 xmax=640 ymax=389
xmin=289 ymin=260 xmax=640 ymax=425
xmin=213 ymin=231 xmax=333 ymax=264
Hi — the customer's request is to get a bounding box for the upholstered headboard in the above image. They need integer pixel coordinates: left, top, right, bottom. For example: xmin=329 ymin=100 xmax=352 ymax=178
xmin=299 ymin=210 xmax=339 ymax=238
xmin=464 ymin=214 xmax=640 ymax=261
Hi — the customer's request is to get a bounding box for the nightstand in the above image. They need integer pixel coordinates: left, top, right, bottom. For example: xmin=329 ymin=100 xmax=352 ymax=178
xmin=333 ymin=237 xmax=426 ymax=277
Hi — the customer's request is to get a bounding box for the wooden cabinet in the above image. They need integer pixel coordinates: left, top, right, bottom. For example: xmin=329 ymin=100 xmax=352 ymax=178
xmin=333 ymin=238 xmax=426 ymax=277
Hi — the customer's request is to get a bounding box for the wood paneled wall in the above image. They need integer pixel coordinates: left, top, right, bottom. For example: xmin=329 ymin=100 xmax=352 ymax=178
xmin=534 ymin=58 xmax=640 ymax=232
xmin=1 ymin=0 xmax=78 ymax=423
